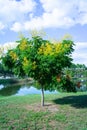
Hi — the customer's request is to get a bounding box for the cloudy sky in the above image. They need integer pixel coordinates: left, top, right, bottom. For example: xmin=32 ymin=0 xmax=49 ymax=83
xmin=0 ymin=0 xmax=87 ymax=65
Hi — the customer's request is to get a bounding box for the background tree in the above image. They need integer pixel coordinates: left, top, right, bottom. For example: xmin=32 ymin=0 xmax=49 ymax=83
xmin=1 ymin=35 xmax=75 ymax=106
xmin=63 ymin=63 xmax=87 ymax=91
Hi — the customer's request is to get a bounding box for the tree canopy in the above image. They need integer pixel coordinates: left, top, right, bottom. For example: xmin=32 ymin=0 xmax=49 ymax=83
xmin=1 ymin=35 xmax=75 ymax=106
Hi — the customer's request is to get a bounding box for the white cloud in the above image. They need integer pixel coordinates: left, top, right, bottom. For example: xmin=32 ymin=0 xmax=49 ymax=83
xmin=0 ymin=0 xmax=36 ymax=31
xmin=17 ymin=8 xmax=75 ymax=31
xmin=0 ymin=22 xmax=5 ymax=30
xmin=11 ymin=0 xmax=87 ymax=31
xmin=1 ymin=0 xmax=87 ymax=32
xmin=40 ymin=0 xmax=78 ymax=13
xmin=0 ymin=42 xmax=19 ymax=57
xmin=41 ymin=0 xmax=87 ymax=27
xmin=72 ymin=42 xmax=87 ymax=65
xmin=1 ymin=42 xmax=18 ymax=51
xmin=11 ymin=22 xmax=23 ymax=32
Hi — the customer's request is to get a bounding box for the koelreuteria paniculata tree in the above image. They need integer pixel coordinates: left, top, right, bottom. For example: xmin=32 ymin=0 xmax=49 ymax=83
xmin=1 ymin=35 xmax=75 ymax=106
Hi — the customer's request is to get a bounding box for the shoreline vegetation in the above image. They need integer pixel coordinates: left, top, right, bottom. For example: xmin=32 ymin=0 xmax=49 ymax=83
xmin=0 ymin=92 xmax=87 ymax=130
xmin=0 ymin=77 xmax=33 ymax=85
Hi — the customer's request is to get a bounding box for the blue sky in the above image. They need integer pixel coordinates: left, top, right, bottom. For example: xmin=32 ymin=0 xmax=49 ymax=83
xmin=0 ymin=0 xmax=87 ymax=65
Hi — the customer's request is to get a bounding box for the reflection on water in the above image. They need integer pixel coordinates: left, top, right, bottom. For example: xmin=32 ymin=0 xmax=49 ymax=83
xmin=0 ymin=84 xmax=4 ymax=90
xmin=0 ymin=84 xmax=21 ymax=96
xmin=0 ymin=83 xmax=57 ymax=96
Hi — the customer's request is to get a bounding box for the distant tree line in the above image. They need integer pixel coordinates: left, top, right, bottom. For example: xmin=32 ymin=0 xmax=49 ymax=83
xmin=62 ymin=64 xmax=87 ymax=91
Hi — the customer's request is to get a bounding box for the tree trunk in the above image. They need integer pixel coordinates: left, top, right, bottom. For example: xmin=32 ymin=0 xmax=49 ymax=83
xmin=41 ymin=85 xmax=44 ymax=106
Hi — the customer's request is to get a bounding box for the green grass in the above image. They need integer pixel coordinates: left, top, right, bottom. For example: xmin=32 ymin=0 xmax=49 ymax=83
xmin=0 ymin=92 xmax=87 ymax=130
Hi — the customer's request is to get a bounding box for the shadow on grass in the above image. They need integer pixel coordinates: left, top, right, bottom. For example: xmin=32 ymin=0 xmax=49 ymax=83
xmin=53 ymin=94 xmax=87 ymax=108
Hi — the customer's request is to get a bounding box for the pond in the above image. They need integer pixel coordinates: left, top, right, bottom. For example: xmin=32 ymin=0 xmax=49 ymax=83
xmin=0 ymin=82 xmax=58 ymax=96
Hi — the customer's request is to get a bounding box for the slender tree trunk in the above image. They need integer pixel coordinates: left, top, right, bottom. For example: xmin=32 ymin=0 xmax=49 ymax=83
xmin=41 ymin=85 xmax=44 ymax=106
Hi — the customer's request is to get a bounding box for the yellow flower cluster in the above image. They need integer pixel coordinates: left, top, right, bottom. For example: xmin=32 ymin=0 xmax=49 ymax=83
xmin=19 ymin=39 xmax=28 ymax=51
xmin=23 ymin=57 xmax=37 ymax=70
xmin=32 ymin=61 xmax=37 ymax=70
xmin=9 ymin=51 xmax=17 ymax=61
xmin=38 ymin=43 xmax=53 ymax=55
xmin=38 ymin=42 xmax=63 ymax=56
xmin=54 ymin=42 xmax=71 ymax=55
xmin=54 ymin=43 xmax=62 ymax=54
xmin=22 ymin=57 xmax=29 ymax=68
xmin=38 ymin=44 xmax=44 ymax=54
xmin=62 ymin=44 xmax=71 ymax=54
xmin=38 ymin=41 xmax=71 ymax=57
xmin=44 ymin=43 xmax=53 ymax=55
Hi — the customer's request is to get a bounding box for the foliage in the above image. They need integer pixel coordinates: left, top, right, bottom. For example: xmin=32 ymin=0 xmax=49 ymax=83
xmin=1 ymin=35 xmax=75 ymax=106
xmin=63 ymin=63 xmax=87 ymax=91
xmin=0 ymin=62 xmax=13 ymax=77
xmin=1 ymin=35 xmax=75 ymax=89
xmin=57 ymin=75 xmax=76 ymax=92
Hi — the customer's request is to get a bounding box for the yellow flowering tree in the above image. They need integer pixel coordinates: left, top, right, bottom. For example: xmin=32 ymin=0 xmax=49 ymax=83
xmin=1 ymin=35 xmax=75 ymax=106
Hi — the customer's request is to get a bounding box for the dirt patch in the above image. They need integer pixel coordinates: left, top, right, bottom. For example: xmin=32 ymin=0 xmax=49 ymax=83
xmin=24 ymin=103 xmax=59 ymax=113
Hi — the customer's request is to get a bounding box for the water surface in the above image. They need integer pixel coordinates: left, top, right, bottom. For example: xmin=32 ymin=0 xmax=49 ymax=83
xmin=0 ymin=83 xmax=57 ymax=96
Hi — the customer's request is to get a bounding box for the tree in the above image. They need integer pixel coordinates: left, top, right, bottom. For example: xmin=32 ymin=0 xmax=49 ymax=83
xmin=1 ymin=35 xmax=75 ymax=106
xmin=63 ymin=63 xmax=87 ymax=91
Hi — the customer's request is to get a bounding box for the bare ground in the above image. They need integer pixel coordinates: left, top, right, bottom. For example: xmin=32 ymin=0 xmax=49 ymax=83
xmin=24 ymin=103 xmax=59 ymax=113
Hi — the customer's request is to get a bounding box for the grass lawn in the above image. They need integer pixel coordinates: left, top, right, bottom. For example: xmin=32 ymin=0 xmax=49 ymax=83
xmin=0 ymin=92 xmax=87 ymax=130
